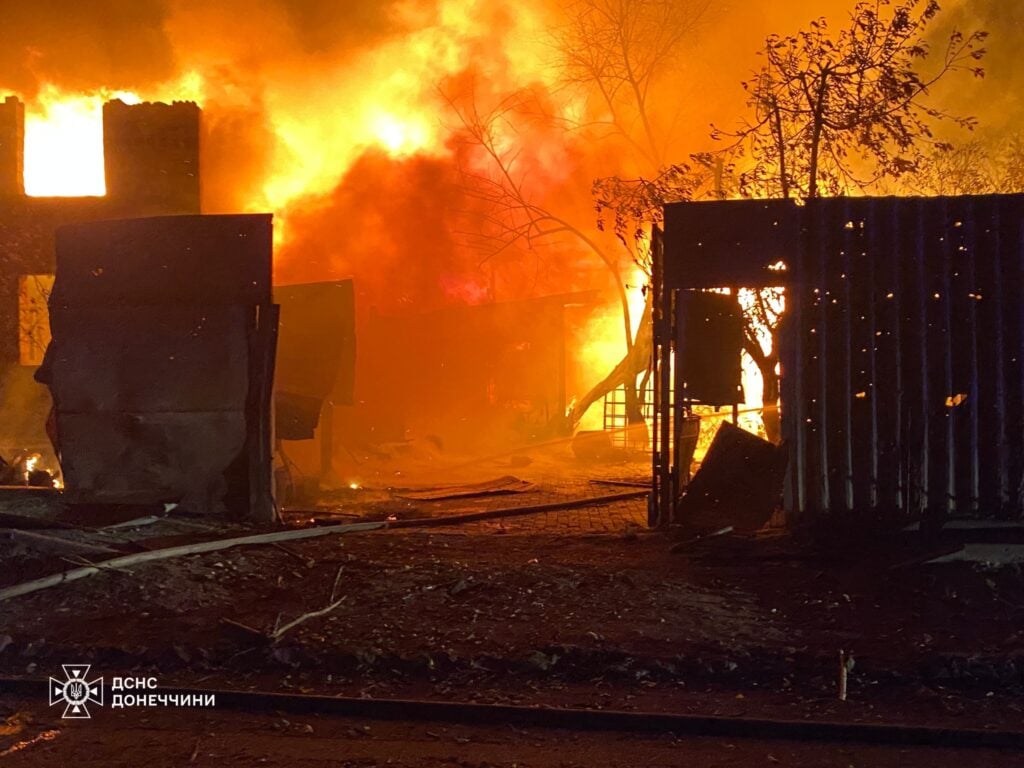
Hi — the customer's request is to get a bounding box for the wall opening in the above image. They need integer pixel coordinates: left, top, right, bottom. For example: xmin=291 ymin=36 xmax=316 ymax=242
xmin=19 ymin=274 xmax=54 ymax=366
xmin=23 ymin=93 xmax=106 ymax=197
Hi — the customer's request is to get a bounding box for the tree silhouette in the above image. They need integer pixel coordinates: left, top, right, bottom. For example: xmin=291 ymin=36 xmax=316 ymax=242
xmin=595 ymin=0 xmax=987 ymax=442
xmin=719 ymin=0 xmax=987 ymax=200
xmin=444 ymin=0 xmax=714 ymax=432
xmin=560 ymin=0 xmax=713 ymax=168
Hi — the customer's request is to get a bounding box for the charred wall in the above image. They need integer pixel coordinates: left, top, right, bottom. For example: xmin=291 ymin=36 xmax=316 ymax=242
xmin=103 ymin=99 xmax=200 ymax=214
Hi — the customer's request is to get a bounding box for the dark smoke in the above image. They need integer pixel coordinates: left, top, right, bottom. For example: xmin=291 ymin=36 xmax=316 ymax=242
xmin=0 ymin=0 xmax=421 ymax=97
xmin=0 ymin=0 xmax=175 ymax=96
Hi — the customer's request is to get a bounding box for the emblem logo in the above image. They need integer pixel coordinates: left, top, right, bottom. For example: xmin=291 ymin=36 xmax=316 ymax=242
xmin=49 ymin=664 xmax=104 ymax=718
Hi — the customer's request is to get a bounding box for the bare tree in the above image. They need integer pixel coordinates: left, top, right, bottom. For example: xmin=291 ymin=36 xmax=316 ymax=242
xmin=552 ymin=0 xmax=715 ymax=428
xmin=443 ymin=85 xmax=651 ymax=429
xmin=906 ymin=140 xmax=996 ymax=195
xmin=440 ymin=0 xmax=714 ymax=433
xmin=996 ymin=133 xmax=1024 ymax=193
xmin=897 ymin=131 xmax=1024 ymax=199
xmin=713 ymin=0 xmax=985 ymax=440
xmin=593 ymin=161 xmax=790 ymax=443
xmin=718 ymin=0 xmax=987 ymax=200
xmin=559 ymin=0 xmax=714 ymax=167
xmin=591 ymin=0 xmax=987 ymax=443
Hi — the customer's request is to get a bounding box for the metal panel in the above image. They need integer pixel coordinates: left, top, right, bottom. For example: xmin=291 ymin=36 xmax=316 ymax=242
xmin=37 ymin=214 xmax=276 ymax=518
xmin=51 ymin=214 xmax=272 ymax=307
xmin=274 ymin=280 xmax=356 ymax=440
xmin=274 ymin=280 xmax=356 ymax=405
xmin=662 ymin=194 xmax=1024 ymax=525
xmin=57 ymin=411 xmax=246 ymax=503
xmin=663 ymin=199 xmax=798 ymax=289
xmin=677 ymin=291 xmax=744 ymax=407
xmin=46 ymin=306 xmax=249 ymax=413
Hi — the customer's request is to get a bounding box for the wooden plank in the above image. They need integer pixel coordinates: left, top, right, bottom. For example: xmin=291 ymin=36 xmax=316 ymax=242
xmin=975 ymin=196 xmax=1007 ymax=516
xmin=948 ymin=198 xmax=979 ymax=517
xmin=778 ymin=249 xmax=802 ymax=518
xmin=7 ymin=529 xmax=120 ymax=556
xmin=902 ymin=199 xmax=930 ymax=522
xmin=820 ymin=201 xmax=850 ymax=515
xmin=802 ymin=202 xmax=828 ymax=517
xmin=846 ymin=200 xmax=874 ymax=517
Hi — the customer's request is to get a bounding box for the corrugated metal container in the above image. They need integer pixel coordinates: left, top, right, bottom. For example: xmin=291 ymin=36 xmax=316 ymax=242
xmin=660 ymin=194 xmax=1024 ymax=527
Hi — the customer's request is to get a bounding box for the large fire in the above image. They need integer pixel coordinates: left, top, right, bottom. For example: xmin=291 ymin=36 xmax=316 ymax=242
xmin=9 ymin=0 xmax=1001 ymax=440
xmin=13 ymin=49 xmax=773 ymax=439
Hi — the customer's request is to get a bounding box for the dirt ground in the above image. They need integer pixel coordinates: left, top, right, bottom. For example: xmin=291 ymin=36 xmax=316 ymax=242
xmin=1 ymin=447 xmax=1023 ymax=763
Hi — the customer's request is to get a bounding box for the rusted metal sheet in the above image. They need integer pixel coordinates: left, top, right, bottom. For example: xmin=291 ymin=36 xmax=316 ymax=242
xmin=274 ymin=280 xmax=355 ymax=440
xmin=660 ymin=194 xmax=1024 ymax=526
xmin=37 ymin=214 xmax=276 ymax=518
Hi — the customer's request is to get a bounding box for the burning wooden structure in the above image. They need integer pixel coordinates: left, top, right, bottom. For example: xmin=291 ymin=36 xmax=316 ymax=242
xmin=654 ymin=195 xmax=1024 ymax=531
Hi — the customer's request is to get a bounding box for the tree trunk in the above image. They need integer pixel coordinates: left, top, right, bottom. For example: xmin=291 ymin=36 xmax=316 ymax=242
xmin=760 ymin=358 xmax=781 ymax=444
xmin=568 ymin=292 xmax=653 ymax=430
xmin=744 ymin=326 xmax=782 ymax=444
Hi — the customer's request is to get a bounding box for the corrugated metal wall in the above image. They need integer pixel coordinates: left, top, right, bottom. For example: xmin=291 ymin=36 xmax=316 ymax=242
xmin=661 ymin=195 xmax=1024 ymax=527
xmin=783 ymin=195 xmax=1024 ymax=526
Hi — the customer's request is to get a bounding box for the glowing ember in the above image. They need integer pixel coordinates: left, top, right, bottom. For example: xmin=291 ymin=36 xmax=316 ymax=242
xmin=23 ymin=455 xmax=38 ymax=482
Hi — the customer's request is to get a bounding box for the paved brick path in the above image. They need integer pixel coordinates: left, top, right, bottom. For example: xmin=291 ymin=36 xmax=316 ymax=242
xmin=428 ymin=497 xmax=648 ymax=535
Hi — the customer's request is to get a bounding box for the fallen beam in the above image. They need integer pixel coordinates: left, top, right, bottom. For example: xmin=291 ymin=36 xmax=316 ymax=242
xmin=589 ymin=479 xmax=651 ymax=488
xmin=0 ymin=512 xmax=80 ymax=530
xmin=0 ymin=521 xmax=385 ymax=602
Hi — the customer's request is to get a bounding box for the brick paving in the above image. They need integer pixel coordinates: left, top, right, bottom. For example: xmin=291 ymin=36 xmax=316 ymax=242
xmin=427 ymin=497 xmax=649 ymax=535
xmin=384 ymin=454 xmax=653 ymax=534
xmin=312 ymin=445 xmax=653 ymax=536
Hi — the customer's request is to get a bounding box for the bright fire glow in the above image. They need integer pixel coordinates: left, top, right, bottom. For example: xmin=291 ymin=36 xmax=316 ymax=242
xmin=9 ymin=0 xmax=785 ymax=442
xmin=574 ymin=264 xmax=648 ymax=430
xmin=371 ymin=112 xmax=431 ymax=156
xmin=24 ymin=90 xmax=106 ymax=196
xmin=23 ymin=86 xmax=144 ymax=197
xmin=23 ymin=455 xmax=38 ymax=482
